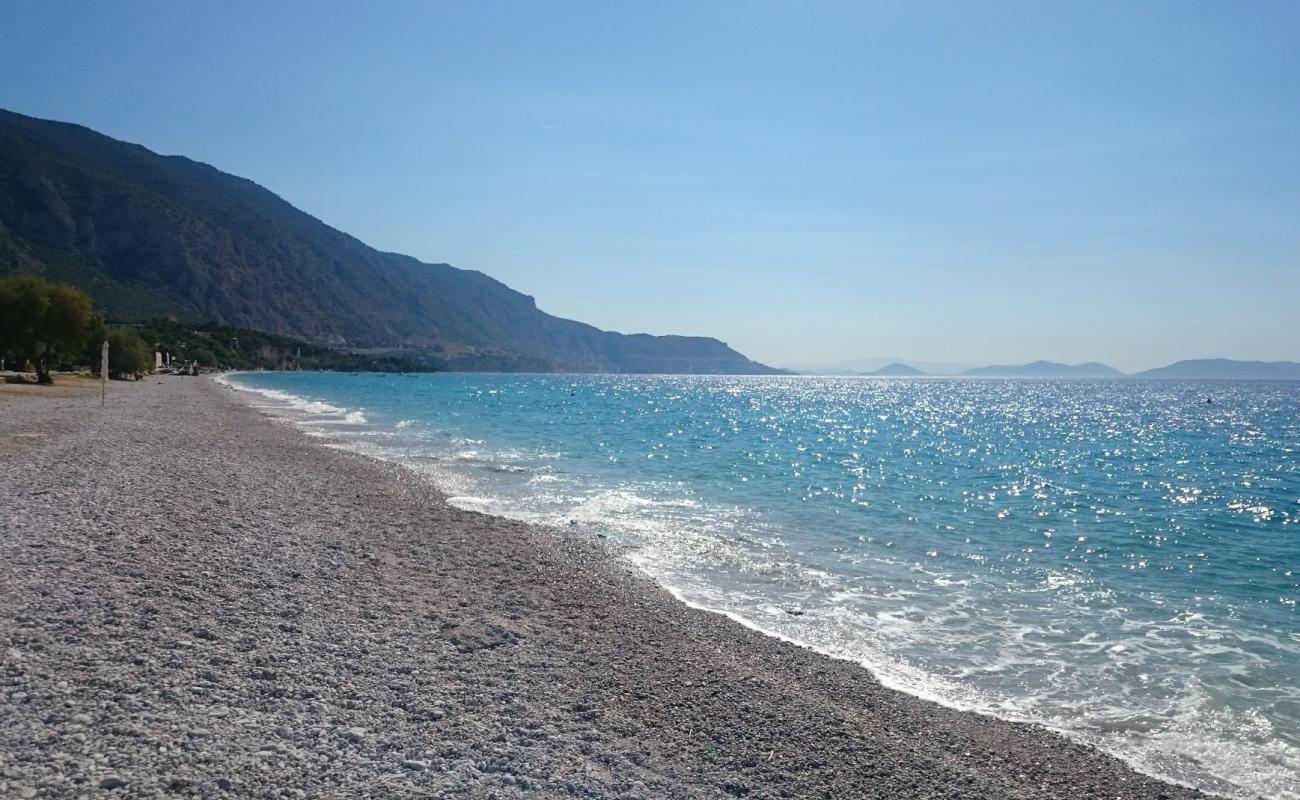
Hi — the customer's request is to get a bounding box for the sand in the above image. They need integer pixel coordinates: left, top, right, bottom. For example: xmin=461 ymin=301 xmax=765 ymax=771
xmin=0 ymin=373 xmax=105 ymax=400
xmin=0 ymin=375 xmax=1210 ymax=799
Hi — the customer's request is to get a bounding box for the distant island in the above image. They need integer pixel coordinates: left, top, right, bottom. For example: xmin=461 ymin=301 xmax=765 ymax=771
xmin=0 ymin=109 xmax=775 ymax=375
xmin=788 ymin=357 xmax=976 ymax=375
xmin=1133 ymin=359 xmax=1300 ymax=380
xmin=790 ymin=357 xmax=1300 ymax=380
xmin=963 ymin=361 xmax=1123 ymax=378
xmin=870 ymin=362 xmax=928 ymax=376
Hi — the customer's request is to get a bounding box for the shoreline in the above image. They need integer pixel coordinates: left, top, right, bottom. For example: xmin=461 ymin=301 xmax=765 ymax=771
xmin=220 ymin=372 xmax=1015 ymax=731
xmin=2 ymin=375 xmax=1216 ymax=798
xmin=218 ymin=370 xmax=1269 ymax=799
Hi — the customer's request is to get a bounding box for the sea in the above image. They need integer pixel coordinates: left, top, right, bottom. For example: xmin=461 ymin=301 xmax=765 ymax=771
xmin=218 ymin=372 xmax=1299 ymax=799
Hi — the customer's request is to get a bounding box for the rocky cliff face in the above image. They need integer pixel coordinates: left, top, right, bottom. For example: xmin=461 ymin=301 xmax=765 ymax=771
xmin=0 ymin=109 xmax=776 ymax=374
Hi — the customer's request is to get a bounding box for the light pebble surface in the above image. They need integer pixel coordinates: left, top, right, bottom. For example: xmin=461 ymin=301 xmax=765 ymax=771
xmin=0 ymin=376 xmax=1211 ymax=799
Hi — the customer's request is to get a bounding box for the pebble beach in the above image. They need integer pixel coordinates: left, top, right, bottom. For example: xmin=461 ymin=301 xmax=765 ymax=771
xmin=0 ymin=376 xmax=1212 ymax=799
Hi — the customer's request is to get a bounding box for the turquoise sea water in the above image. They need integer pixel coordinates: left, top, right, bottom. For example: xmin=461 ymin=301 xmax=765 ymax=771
xmin=221 ymin=372 xmax=1299 ymax=798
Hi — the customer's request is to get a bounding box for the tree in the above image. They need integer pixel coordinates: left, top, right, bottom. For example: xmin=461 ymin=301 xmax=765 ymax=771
xmin=189 ymin=347 xmax=218 ymax=368
xmin=105 ymin=328 xmax=154 ymax=376
xmin=0 ymin=274 xmax=97 ymax=384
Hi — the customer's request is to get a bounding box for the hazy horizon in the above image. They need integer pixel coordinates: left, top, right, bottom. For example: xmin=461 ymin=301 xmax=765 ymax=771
xmin=784 ymin=354 xmax=1300 ymax=374
xmin=3 ymin=1 xmax=1297 ymax=372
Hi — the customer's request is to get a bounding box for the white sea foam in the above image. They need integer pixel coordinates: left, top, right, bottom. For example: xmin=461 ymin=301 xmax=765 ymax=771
xmin=218 ymin=373 xmax=367 ymax=426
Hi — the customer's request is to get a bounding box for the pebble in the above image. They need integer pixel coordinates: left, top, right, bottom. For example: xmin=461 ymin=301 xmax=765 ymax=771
xmin=0 ymin=377 xmax=1211 ymax=800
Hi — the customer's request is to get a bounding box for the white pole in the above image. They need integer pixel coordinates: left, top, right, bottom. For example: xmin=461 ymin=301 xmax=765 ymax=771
xmin=101 ymin=340 xmax=109 ymax=408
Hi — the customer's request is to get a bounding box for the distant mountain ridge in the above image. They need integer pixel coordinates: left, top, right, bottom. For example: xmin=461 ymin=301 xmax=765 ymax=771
xmin=787 ymin=357 xmax=975 ymax=375
xmin=0 ymin=108 xmax=775 ymax=374
xmin=1133 ymin=359 xmax=1300 ymax=380
xmin=870 ymin=362 xmax=927 ymax=376
xmin=963 ymin=360 xmax=1123 ymax=378
xmin=789 ymin=357 xmax=1300 ymax=380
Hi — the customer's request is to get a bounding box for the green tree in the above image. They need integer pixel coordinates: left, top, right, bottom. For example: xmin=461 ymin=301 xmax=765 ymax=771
xmin=105 ymin=328 xmax=154 ymax=376
xmin=0 ymin=274 xmax=97 ymax=384
xmin=189 ymin=347 xmax=218 ymax=368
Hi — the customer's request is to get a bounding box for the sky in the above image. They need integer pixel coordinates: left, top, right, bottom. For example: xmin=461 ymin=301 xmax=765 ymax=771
xmin=2 ymin=1 xmax=1298 ymax=371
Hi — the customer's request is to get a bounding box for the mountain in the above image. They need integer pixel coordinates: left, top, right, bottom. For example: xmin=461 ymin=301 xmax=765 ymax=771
xmin=963 ymin=360 xmax=1122 ymax=378
xmin=870 ymin=362 xmax=928 ymax=376
xmin=1134 ymin=359 xmax=1300 ymax=380
xmin=0 ymin=109 xmax=775 ymax=374
xmin=788 ymin=357 xmax=975 ymax=375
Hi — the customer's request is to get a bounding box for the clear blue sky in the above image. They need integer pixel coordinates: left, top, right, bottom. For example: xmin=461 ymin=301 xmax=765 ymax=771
xmin=3 ymin=1 xmax=1297 ymax=371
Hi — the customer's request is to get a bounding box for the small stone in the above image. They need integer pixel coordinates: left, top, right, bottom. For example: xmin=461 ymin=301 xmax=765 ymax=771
xmin=344 ymin=727 xmax=366 ymax=742
xmin=401 ymin=759 xmax=429 ymax=771
xmin=207 ymin=705 xmax=230 ymax=718
xmin=71 ymin=713 xmax=93 ymax=725
xmin=216 ymin=777 xmax=233 ymax=791
xmin=275 ymin=725 xmax=292 ymax=739
xmin=502 ymin=774 xmax=517 ymax=786
xmin=99 ymin=775 xmax=127 ymax=789
xmin=19 ymin=788 xmax=37 ymax=799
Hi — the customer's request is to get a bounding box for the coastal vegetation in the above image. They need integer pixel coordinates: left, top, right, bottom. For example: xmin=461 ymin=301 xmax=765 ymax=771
xmin=0 ymin=273 xmax=97 ymax=384
xmin=103 ymin=328 xmax=154 ymax=376
xmin=0 ymin=273 xmax=438 ymax=381
xmin=131 ymin=319 xmax=439 ymax=372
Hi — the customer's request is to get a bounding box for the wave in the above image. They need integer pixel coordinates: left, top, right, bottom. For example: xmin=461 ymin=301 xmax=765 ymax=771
xmin=218 ymin=372 xmax=368 ymax=425
xmin=642 ymin=566 xmax=1298 ymax=798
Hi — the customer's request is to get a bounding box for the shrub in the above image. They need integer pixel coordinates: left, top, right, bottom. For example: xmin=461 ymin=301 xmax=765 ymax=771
xmin=105 ymin=328 xmax=154 ymax=376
